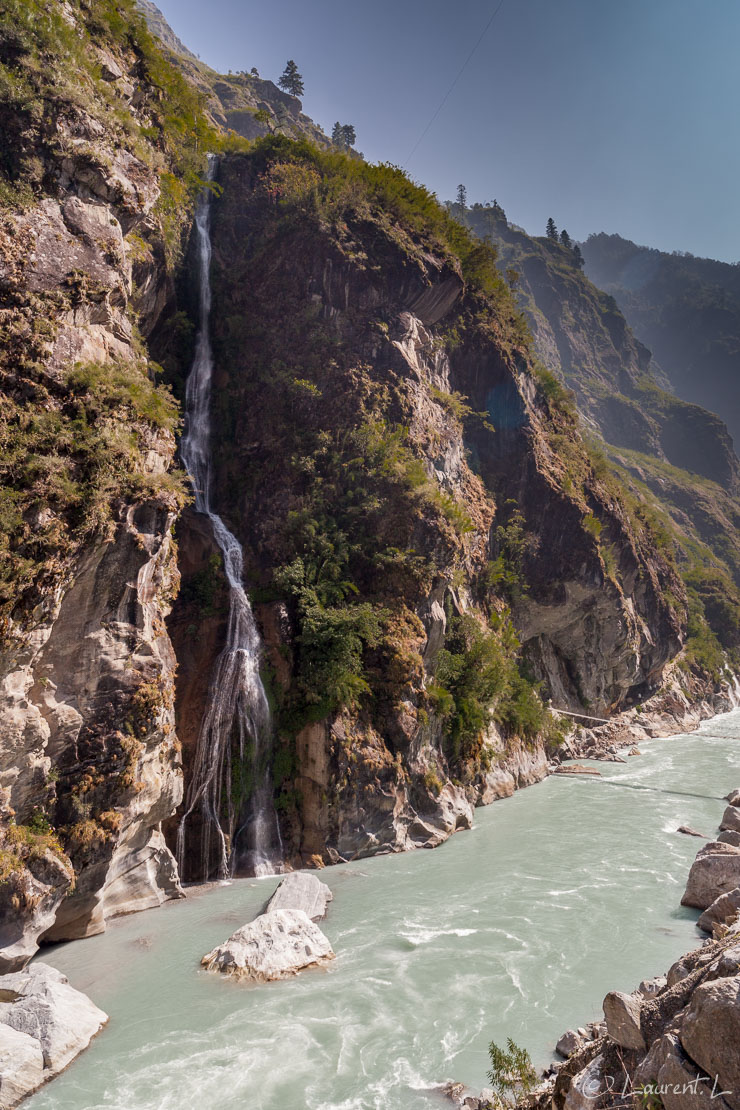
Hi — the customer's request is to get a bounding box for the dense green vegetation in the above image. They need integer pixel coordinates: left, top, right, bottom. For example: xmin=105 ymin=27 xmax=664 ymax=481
xmin=432 ymin=612 xmax=549 ymax=766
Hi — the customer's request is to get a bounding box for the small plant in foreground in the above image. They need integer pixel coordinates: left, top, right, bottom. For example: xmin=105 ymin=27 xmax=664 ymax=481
xmin=487 ymin=1038 xmax=538 ymax=1107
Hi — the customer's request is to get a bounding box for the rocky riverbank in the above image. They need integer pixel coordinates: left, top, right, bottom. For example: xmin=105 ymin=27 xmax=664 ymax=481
xmin=562 ymin=666 xmax=740 ymax=761
xmin=532 ymin=786 xmax=740 ymax=1110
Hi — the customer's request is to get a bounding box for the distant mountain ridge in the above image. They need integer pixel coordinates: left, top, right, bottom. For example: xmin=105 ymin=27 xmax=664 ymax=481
xmin=582 ymin=232 xmax=740 ymax=448
xmin=460 ymin=202 xmax=740 ymax=660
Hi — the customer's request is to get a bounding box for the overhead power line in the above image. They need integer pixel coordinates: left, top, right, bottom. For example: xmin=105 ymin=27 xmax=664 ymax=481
xmin=404 ymin=0 xmax=507 ymax=167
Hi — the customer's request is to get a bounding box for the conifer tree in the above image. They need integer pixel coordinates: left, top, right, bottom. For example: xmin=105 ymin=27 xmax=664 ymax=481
xmin=278 ymin=60 xmax=304 ymax=97
xmin=560 ymin=229 xmax=572 ymax=248
xmin=456 ymin=183 xmax=468 ymax=213
xmin=572 ymin=244 xmax=585 ymax=269
xmin=332 ymin=122 xmax=356 ymax=150
xmin=546 ymin=217 xmax=558 ymax=240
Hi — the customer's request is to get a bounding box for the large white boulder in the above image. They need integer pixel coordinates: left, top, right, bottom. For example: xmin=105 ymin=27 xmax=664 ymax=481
xmin=0 ymin=962 xmax=107 ymax=1074
xmin=265 ymin=872 xmax=332 ymax=922
xmin=0 ymin=1023 xmax=44 ymax=1109
xmin=202 ymin=908 xmax=334 ymax=982
xmin=0 ymin=962 xmax=106 ymax=1107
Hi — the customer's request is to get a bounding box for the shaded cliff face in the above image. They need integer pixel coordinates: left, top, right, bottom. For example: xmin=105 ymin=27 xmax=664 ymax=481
xmin=167 ymin=142 xmax=684 ymax=872
xmin=0 ymin=0 xmax=207 ymax=965
xmin=582 ymin=232 xmax=740 ymax=449
xmin=472 ymin=215 xmax=739 ymax=492
xmin=463 ymin=208 xmax=740 ymax=672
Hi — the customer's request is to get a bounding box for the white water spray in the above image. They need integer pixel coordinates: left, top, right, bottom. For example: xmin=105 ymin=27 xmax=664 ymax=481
xmin=176 ymin=158 xmax=283 ymax=879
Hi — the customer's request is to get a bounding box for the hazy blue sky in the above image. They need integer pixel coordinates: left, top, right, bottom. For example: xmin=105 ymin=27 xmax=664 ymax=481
xmin=154 ymin=0 xmax=740 ymax=262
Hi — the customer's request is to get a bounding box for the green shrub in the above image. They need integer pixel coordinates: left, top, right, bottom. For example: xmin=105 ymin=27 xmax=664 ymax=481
xmin=432 ymin=613 xmax=548 ymax=765
xmin=487 ymin=1038 xmax=538 ymax=1107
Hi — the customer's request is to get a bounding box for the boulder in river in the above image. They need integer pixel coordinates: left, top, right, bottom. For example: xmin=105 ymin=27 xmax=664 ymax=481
xmin=678 ymin=826 xmax=706 ymax=838
xmin=697 ymin=887 xmax=740 ymax=935
xmin=603 ymin=990 xmax=645 ymax=1051
xmin=0 ymin=962 xmax=107 ymax=1107
xmin=720 ymin=805 xmax=740 ymax=833
xmin=681 ymin=842 xmax=740 ymax=910
xmin=265 ymin=871 xmax=332 ymax=922
xmin=725 ymin=788 xmax=740 ymax=807
xmin=719 ymin=830 xmax=740 ymax=848
xmin=201 ymin=908 xmax=334 ymax=982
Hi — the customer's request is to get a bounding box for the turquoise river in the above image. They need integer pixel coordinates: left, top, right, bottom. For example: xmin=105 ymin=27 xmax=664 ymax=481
xmin=27 ymin=709 xmax=740 ymax=1110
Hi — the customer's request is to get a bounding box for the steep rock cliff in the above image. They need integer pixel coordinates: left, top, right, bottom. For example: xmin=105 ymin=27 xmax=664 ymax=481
xmin=166 ymin=143 xmax=684 ymax=874
xmin=463 ymin=206 xmax=740 ymax=678
xmin=0 ymin=0 xmax=206 ymax=965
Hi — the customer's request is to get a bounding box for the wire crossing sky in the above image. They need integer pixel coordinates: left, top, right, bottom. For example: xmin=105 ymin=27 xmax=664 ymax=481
xmin=154 ymin=0 xmax=740 ymax=263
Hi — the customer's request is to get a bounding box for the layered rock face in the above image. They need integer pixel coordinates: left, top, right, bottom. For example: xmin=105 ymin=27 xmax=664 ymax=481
xmin=0 ymin=0 xmax=191 ymax=966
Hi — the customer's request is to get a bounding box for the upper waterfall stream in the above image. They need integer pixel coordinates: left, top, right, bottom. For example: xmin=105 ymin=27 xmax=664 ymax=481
xmin=176 ymin=161 xmax=282 ymax=879
xmin=28 ymin=712 xmax=740 ymax=1110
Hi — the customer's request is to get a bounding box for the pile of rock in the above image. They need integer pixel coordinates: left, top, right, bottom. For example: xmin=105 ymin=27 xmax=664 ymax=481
xmin=201 ymin=871 xmax=335 ymax=983
xmin=545 ymin=784 xmax=740 ymax=1110
xmin=440 ymin=1080 xmax=496 ymax=1109
xmin=0 ymin=962 xmax=107 ymax=1108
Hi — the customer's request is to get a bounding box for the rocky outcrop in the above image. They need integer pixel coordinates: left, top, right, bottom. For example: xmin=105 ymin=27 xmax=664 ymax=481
xmin=682 ymin=842 xmax=740 ymax=910
xmin=202 ymin=908 xmax=335 ymax=982
xmin=466 ymin=210 xmax=740 ymax=685
xmin=569 ymin=665 xmax=740 ymax=757
xmin=0 ymin=0 xmax=188 ymax=966
xmin=136 ymin=1 xmax=330 ymax=149
xmin=167 ymin=146 xmax=687 ymax=879
xmin=537 ymin=799 xmax=740 ymax=1110
xmin=0 ymin=962 xmax=107 ymax=1107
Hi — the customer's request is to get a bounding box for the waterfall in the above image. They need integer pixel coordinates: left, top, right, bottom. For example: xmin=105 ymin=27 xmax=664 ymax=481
xmin=176 ymin=157 xmax=283 ymax=880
